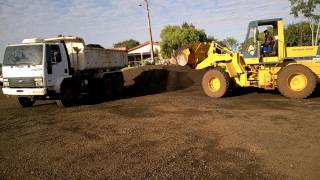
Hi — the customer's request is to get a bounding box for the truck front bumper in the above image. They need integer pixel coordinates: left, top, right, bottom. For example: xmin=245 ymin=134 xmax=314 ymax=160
xmin=2 ymin=88 xmax=47 ymax=96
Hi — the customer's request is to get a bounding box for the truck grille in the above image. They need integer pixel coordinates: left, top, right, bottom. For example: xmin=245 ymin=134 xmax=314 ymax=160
xmin=8 ymin=78 xmax=36 ymax=88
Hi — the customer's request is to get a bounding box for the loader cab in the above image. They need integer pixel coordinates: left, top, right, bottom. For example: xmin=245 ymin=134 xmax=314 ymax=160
xmin=242 ymin=18 xmax=285 ymax=64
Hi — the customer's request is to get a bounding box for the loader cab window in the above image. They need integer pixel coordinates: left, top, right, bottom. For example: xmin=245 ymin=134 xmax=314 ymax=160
xmin=258 ymin=25 xmax=277 ymax=57
xmin=258 ymin=21 xmax=278 ymax=57
xmin=242 ymin=22 xmax=259 ymax=58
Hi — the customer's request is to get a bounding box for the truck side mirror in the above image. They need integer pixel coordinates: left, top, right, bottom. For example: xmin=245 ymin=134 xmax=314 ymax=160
xmin=53 ymin=52 xmax=61 ymax=64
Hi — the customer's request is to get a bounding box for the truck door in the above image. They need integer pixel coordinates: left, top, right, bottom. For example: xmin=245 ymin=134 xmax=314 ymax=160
xmin=45 ymin=44 xmax=69 ymax=89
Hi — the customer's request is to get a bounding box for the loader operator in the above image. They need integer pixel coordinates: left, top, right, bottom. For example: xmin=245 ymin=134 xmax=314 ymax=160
xmin=262 ymin=30 xmax=274 ymax=56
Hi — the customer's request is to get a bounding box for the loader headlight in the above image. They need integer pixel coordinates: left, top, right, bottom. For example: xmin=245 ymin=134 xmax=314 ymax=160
xmin=34 ymin=77 xmax=43 ymax=87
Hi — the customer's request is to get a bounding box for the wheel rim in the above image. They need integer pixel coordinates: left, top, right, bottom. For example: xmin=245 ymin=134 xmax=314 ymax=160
xmin=208 ymin=77 xmax=221 ymax=92
xmin=64 ymin=89 xmax=73 ymax=101
xmin=288 ymin=73 xmax=308 ymax=91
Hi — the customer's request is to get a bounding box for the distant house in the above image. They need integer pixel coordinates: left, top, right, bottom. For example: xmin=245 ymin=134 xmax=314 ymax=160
xmin=128 ymin=41 xmax=160 ymax=66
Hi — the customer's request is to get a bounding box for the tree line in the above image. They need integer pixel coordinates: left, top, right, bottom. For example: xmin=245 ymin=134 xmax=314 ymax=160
xmin=113 ymin=0 xmax=319 ymax=59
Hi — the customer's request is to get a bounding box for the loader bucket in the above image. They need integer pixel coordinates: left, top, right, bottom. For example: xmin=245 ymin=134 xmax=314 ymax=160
xmin=174 ymin=42 xmax=210 ymax=68
xmin=176 ymin=48 xmax=191 ymax=66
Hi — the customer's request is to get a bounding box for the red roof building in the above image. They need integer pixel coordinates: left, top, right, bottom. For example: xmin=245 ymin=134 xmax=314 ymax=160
xmin=128 ymin=41 xmax=161 ymax=66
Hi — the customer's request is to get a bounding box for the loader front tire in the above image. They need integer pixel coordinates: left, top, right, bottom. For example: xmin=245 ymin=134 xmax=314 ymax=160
xmin=202 ymin=68 xmax=231 ymax=98
xmin=277 ymin=64 xmax=316 ymax=99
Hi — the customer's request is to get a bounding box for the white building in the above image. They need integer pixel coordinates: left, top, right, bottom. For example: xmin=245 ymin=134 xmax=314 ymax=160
xmin=128 ymin=41 xmax=160 ymax=66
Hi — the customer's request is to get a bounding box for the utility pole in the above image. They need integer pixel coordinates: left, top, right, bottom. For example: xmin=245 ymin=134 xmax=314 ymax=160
xmin=144 ymin=0 xmax=154 ymax=64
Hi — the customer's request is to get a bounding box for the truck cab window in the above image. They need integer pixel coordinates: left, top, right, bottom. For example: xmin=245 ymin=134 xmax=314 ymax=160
xmin=47 ymin=45 xmax=62 ymax=64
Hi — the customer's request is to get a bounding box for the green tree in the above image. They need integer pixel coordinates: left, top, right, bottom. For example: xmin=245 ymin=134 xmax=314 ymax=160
xmin=113 ymin=39 xmax=140 ymax=49
xmin=289 ymin=0 xmax=320 ymax=45
xmin=285 ymin=21 xmax=312 ymax=46
xmin=207 ymin=36 xmax=217 ymax=42
xmin=206 ymin=35 xmax=227 ymax=47
xmin=221 ymin=37 xmax=239 ymax=52
xmin=160 ymin=22 xmax=207 ymax=58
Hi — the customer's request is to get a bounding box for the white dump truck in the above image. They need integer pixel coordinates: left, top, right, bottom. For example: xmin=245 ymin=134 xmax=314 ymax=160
xmin=1 ymin=36 xmax=128 ymax=107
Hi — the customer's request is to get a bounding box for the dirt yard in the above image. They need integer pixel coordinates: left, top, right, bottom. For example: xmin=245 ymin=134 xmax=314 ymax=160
xmin=0 ymin=65 xmax=320 ymax=179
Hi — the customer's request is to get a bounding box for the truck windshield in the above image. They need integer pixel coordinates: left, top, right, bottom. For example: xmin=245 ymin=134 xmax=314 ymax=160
xmin=3 ymin=45 xmax=43 ymax=66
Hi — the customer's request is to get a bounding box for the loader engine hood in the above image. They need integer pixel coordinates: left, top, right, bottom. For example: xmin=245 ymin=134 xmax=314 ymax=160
xmin=286 ymin=46 xmax=320 ymax=59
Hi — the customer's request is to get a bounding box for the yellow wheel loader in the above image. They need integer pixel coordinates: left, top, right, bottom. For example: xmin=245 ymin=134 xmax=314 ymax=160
xmin=176 ymin=18 xmax=320 ymax=99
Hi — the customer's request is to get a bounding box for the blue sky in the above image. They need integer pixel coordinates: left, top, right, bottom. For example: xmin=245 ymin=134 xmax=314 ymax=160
xmin=0 ymin=0 xmax=299 ymax=62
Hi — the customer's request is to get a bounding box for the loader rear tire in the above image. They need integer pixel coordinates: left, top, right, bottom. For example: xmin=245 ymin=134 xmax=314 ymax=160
xmin=202 ymin=68 xmax=231 ymax=98
xmin=277 ymin=64 xmax=316 ymax=99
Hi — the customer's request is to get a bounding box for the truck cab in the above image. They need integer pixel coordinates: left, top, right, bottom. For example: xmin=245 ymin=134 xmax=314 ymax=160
xmin=2 ymin=38 xmax=71 ymax=107
xmin=2 ymin=36 xmax=128 ymax=107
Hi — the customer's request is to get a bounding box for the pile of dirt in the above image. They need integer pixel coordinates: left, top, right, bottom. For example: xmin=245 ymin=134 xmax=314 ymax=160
xmin=123 ymin=65 xmax=205 ymax=97
xmin=80 ymin=65 xmax=204 ymax=105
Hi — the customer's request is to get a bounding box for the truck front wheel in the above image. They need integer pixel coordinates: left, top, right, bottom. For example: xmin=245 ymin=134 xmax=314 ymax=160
xmin=18 ymin=97 xmax=35 ymax=107
xmin=56 ymin=87 xmax=76 ymax=107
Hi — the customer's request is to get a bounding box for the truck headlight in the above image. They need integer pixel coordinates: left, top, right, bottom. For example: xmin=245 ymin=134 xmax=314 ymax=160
xmin=34 ymin=78 xmax=43 ymax=87
xmin=3 ymin=81 xmax=9 ymax=87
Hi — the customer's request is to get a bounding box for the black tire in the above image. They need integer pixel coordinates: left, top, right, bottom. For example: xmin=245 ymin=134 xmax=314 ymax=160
xmin=56 ymin=87 xmax=76 ymax=107
xmin=277 ymin=64 xmax=316 ymax=99
xmin=103 ymin=77 xmax=114 ymax=99
xmin=112 ymin=73 xmax=124 ymax=94
xmin=18 ymin=97 xmax=35 ymax=107
xmin=202 ymin=67 xmax=231 ymax=98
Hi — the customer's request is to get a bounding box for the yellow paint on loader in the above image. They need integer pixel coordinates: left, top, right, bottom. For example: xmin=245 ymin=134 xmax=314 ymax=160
xmin=176 ymin=18 xmax=320 ymax=99
xmin=286 ymin=46 xmax=319 ymax=58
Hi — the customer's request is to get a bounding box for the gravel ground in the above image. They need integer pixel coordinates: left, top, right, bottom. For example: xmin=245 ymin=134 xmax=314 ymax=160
xmin=0 ymin=65 xmax=320 ymax=179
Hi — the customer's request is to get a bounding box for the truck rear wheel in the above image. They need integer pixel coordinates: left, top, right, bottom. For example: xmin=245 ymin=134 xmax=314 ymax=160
xmin=56 ymin=87 xmax=76 ymax=107
xmin=18 ymin=97 xmax=35 ymax=107
xmin=112 ymin=73 xmax=124 ymax=94
xmin=103 ymin=77 xmax=114 ymax=99
xmin=277 ymin=64 xmax=316 ymax=99
xmin=202 ymin=68 xmax=231 ymax=98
